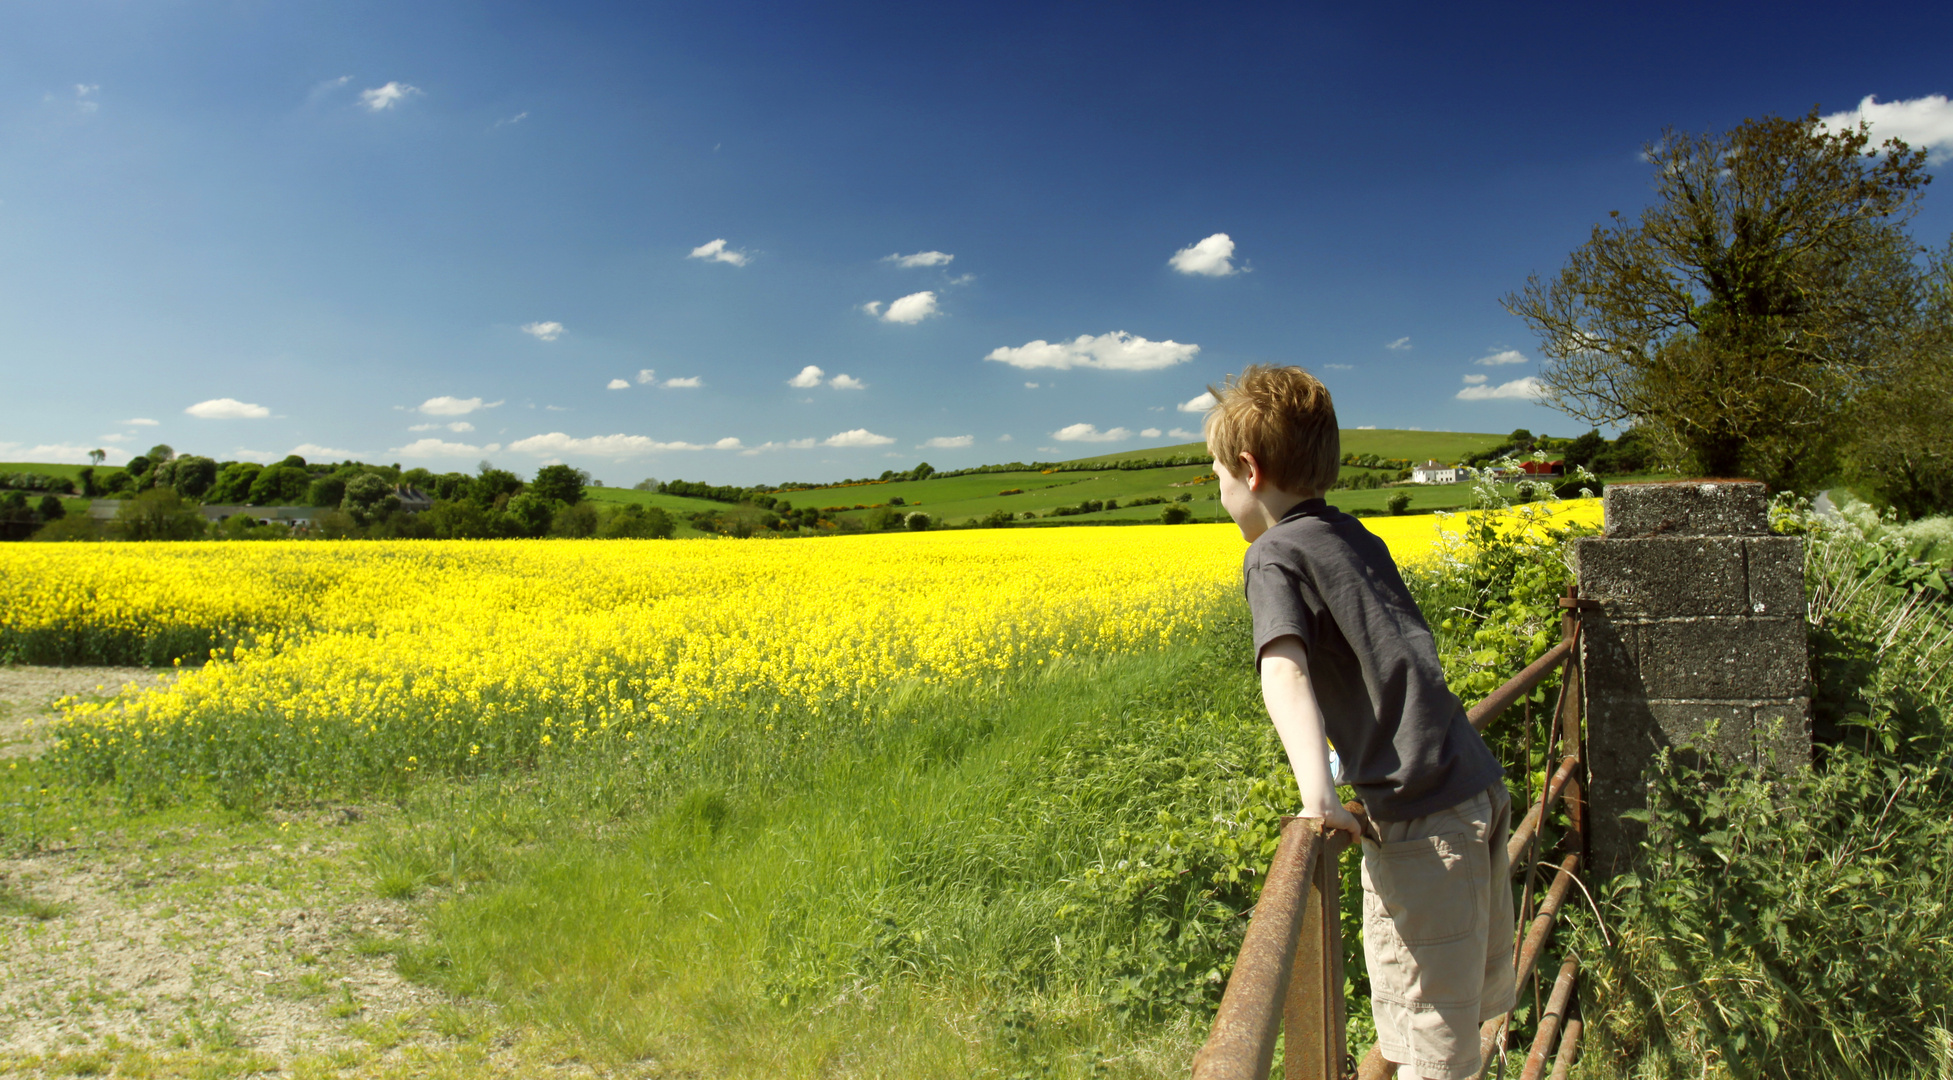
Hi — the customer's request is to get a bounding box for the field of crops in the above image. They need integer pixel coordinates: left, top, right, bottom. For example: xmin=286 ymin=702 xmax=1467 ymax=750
xmin=2 ymin=504 xmax=1599 ymax=804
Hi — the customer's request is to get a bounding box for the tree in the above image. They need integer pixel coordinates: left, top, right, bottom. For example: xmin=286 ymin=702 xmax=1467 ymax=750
xmin=905 ymin=511 xmax=932 ymax=531
xmin=340 ymin=473 xmax=399 ymax=525
xmin=249 ymin=464 xmax=312 ymax=505
xmin=147 ymin=444 xmax=175 ymax=463
xmin=88 ymin=449 xmax=105 ymax=467
xmin=111 ymin=489 xmax=205 ymax=541
xmin=1505 ymin=109 xmax=1936 ymax=491
xmin=504 ymin=492 xmax=561 ymax=536
xmin=471 ymin=466 xmax=524 ymax=508
xmin=531 ymin=464 xmax=589 ymax=506
xmin=1844 ymin=242 xmax=1953 ymax=517
xmin=168 ymin=456 xmax=219 ymax=500
xmin=206 ymin=462 xmax=261 ymax=503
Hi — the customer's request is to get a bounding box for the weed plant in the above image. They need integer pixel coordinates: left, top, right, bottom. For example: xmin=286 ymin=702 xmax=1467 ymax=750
xmin=1573 ymin=511 xmax=1953 ymax=1079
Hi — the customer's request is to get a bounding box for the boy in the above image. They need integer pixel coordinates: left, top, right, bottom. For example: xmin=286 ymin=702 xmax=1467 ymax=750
xmin=1205 ymin=365 xmax=1513 ymax=1080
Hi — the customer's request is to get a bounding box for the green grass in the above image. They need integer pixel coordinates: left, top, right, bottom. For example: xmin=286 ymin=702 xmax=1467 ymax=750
xmin=0 ymin=462 xmax=123 ymax=482
xmin=352 ymin=615 xmax=1361 ymax=1077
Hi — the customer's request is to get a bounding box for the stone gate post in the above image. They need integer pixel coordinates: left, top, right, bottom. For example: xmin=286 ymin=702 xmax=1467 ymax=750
xmin=1571 ymin=481 xmax=1811 ymax=877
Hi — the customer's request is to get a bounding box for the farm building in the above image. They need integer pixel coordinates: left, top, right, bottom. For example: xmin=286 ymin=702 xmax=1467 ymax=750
xmin=1410 ymin=460 xmax=1466 ymax=484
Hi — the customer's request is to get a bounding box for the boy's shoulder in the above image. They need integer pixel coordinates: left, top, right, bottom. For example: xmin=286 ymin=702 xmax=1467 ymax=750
xmin=1245 ymin=498 xmax=1394 ymax=576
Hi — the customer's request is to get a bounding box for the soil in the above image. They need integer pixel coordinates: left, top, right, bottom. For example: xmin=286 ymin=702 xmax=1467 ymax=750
xmin=0 ymin=666 xmax=598 ymax=1075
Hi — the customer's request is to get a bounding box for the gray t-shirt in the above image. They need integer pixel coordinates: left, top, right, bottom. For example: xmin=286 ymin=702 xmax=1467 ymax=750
xmin=1243 ymin=498 xmax=1502 ymax=822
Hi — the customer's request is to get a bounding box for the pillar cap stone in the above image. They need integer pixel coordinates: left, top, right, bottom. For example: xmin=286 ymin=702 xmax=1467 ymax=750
xmin=1603 ymin=480 xmax=1768 ymax=538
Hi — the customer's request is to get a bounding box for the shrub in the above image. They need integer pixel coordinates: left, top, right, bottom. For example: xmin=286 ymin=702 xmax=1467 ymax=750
xmin=110 ymin=489 xmax=205 ymax=541
xmin=341 ymin=474 xmax=400 ymax=526
xmin=1385 ymin=491 xmax=1411 ymax=515
xmin=982 ymin=508 xmax=1015 ymax=528
xmin=905 ymin=512 xmax=932 ymax=531
xmin=1160 ymin=505 xmax=1192 ymax=524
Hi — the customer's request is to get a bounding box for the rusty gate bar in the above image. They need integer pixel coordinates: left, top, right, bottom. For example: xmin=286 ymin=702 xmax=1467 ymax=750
xmin=1520 ymin=955 xmax=1581 ymax=1080
xmin=1466 ymin=640 xmax=1575 ymax=732
xmin=1284 ymin=830 xmax=1351 ymax=1080
xmin=1507 ymin=754 xmax=1581 ymax=870
xmin=1548 ymin=1012 xmax=1582 ymax=1080
xmin=1192 ymin=819 xmax=1329 ymax=1080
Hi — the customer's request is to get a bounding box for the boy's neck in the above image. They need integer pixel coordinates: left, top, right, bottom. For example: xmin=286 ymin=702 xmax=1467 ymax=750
xmin=1239 ymin=486 xmax=1315 ymax=542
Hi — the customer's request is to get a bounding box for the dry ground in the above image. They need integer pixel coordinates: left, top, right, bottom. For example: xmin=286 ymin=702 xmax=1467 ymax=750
xmin=0 ymin=667 xmax=610 ymax=1079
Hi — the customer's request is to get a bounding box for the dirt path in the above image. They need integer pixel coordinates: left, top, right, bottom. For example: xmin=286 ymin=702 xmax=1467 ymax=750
xmin=0 ymin=667 xmax=601 ymax=1076
xmin=0 ymin=666 xmax=170 ymax=759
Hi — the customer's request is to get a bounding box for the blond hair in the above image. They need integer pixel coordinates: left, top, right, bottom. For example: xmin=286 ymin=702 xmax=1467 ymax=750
xmin=1203 ymin=365 xmax=1340 ymax=497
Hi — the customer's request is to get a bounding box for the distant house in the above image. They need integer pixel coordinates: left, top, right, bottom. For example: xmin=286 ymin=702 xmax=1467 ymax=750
xmin=395 ymin=486 xmax=433 ymax=513
xmin=1518 ymin=459 xmax=1564 ymax=477
xmin=1410 ymin=460 xmax=1466 ymax=485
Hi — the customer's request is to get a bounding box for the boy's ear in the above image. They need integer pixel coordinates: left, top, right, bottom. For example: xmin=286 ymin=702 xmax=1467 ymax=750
xmin=1238 ymin=451 xmax=1262 ymax=490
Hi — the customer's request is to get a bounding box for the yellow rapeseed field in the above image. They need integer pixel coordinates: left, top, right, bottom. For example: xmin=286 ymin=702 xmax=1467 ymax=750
xmin=2 ymin=503 xmax=1598 ymax=799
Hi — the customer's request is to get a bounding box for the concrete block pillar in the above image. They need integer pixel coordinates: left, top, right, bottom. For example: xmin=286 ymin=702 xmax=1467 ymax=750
xmin=1571 ymin=481 xmax=1811 ymax=876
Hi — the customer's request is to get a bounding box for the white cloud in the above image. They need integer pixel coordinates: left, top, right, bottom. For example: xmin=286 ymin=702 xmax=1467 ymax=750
xmin=865 ymin=290 xmax=939 ymax=324
xmin=828 ymin=374 xmax=866 ymax=390
xmin=410 ymin=421 xmax=476 ymax=433
xmin=636 ymin=368 xmax=657 ymax=384
xmin=493 ymin=111 xmax=529 ymax=128
xmin=545 ymin=405 xmax=569 ymax=412
xmin=121 ymin=418 xmax=160 ymax=426
xmin=823 ymin=428 xmax=895 ymax=447
xmin=1177 ymin=391 xmax=1217 ymax=413
xmin=884 ymin=251 xmax=954 ymax=268
xmin=1025 ymin=382 xmax=1040 ymax=389
xmin=1053 ymin=423 xmax=1133 ymax=443
xmin=390 ymin=438 xmax=502 ymax=458
xmin=417 ymin=395 xmax=500 ymax=416
xmin=1169 ymin=233 xmax=1240 ymax=277
xmin=999 ymin=434 xmax=1013 ymax=442
xmin=1475 ymin=349 xmax=1529 ymax=366
xmin=688 ymin=238 xmax=750 ymax=266
xmin=1386 ymin=337 xmax=1412 ymax=351
xmin=75 ymin=84 xmax=100 ymax=113
xmin=1456 ymin=376 xmax=1544 ymax=401
xmin=521 ymin=321 xmax=565 ymax=342
xmin=289 ymin=443 xmax=357 ymax=460
xmin=664 ymin=376 xmax=703 ymax=388
xmin=99 ymin=433 xmax=131 ymax=443
xmin=1355 ymin=425 xmax=1377 ymax=430
xmin=1140 ymin=427 xmax=1162 ymax=438
xmin=1168 ymin=427 xmax=1200 ymax=439
xmin=1823 ymin=94 xmax=1953 ymax=163
xmin=507 ymin=432 xmax=723 ymax=457
xmin=1462 ymin=373 xmax=1489 ymax=385
xmin=1323 ymin=363 xmax=1354 ymax=371
xmin=310 ymin=75 xmax=353 ymax=100
xmin=605 ymin=378 xmax=630 ymax=390
xmin=787 ymin=365 xmax=826 ymax=388
xmin=986 ymin=331 xmax=1199 ymax=372
xmin=919 ymin=435 xmax=973 ymax=449
xmin=359 ymin=82 xmax=422 ymax=111
xmin=185 ymin=398 xmax=270 ymax=419
xmin=739 ymin=438 xmax=818 ymax=455
xmin=0 ymin=441 xmax=128 ymax=464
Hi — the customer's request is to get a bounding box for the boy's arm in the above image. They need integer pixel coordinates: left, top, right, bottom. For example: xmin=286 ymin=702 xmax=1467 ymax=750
xmin=1259 ymin=634 xmax=1363 ymax=843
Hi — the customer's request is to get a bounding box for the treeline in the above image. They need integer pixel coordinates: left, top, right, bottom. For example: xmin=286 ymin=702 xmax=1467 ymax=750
xmin=658 ymin=451 xmax=1217 ymax=508
xmin=20 ymin=447 xmax=679 ymax=543
xmin=1461 ymin=427 xmax=1655 ymax=474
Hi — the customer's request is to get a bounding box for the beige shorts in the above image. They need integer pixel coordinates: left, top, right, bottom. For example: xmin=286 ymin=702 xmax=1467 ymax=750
xmin=1360 ymin=783 xmax=1515 ymax=1080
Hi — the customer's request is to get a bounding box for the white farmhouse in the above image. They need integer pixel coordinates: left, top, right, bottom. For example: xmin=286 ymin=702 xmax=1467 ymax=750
xmin=1410 ymin=459 xmax=1466 ymax=485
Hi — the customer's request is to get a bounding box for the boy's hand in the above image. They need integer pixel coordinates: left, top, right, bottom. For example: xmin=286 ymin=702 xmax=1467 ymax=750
xmin=1301 ymin=802 xmax=1363 ymax=845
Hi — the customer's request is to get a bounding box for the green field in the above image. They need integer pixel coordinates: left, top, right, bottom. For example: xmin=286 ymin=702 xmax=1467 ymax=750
xmin=1068 ymin=429 xmax=1506 ymax=468
xmin=0 ymin=462 xmax=122 ymax=482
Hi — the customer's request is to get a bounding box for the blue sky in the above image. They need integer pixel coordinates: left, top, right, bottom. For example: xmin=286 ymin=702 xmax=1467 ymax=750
xmin=4 ymin=1 xmax=1951 ymax=486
